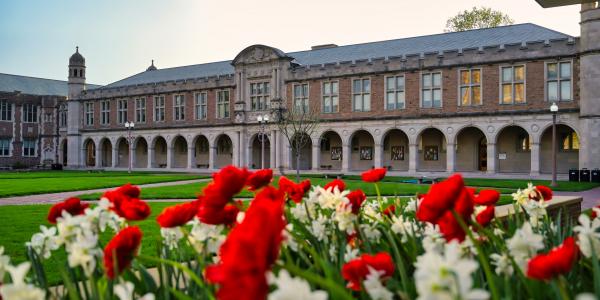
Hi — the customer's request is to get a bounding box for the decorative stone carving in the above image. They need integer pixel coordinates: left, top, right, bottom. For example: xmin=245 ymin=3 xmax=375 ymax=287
xmin=374 ymin=129 xmax=381 ymax=135
xmin=531 ymin=124 xmax=540 ymax=133
xmin=409 ymin=128 xmax=416 ymax=135
xmin=447 ymin=127 xmax=454 ymax=134
xmin=487 ymin=125 xmax=495 ymax=134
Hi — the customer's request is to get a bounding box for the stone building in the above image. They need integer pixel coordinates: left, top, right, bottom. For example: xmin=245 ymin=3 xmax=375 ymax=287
xmin=9 ymin=3 xmax=600 ymax=177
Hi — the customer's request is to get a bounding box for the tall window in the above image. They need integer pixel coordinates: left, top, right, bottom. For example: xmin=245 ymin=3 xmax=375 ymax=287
xmin=217 ymin=90 xmax=230 ymax=119
xmin=84 ymin=102 xmax=94 ymax=126
xmin=0 ymin=138 xmax=10 ymax=156
xmin=22 ymin=139 xmax=36 ymax=157
xmin=352 ymin=78 xmax=371 ymax=112
xmin=421 ymin=72 xmax=442 ymax=108
xmin=135 ymin=97 xmax=146 ymax=123
xmin=0 ymin=100 xmax=12 ymax=121
xmin=293 ymin=83 xmax=309 ymax=112
xmin=194 ymin=92 xmax=207 ymax=120
xmin=59 ymin=104 xmax=67 ymax=127
xmin=517 ymin=134 xmax=531 ymax=152
xmin=547 ymin=62 xmax=572 ymax=102
xmin=385 ymin=76 xmax=405 ymax=110
xmin=154 ymin=96 xmax=165 ymax=122
xmin=459 ymin=69 xmax=482 ymax=106
xmin=174 ymin=94 xmax=185 ymax=121
xmin=321 ymin=81 xmax=339 ymax=114
xmin=562 ymin=132 xmax=579 ymax=151
xmin=250 ymin=82 xmax=270 ymax=111
xmin=501 ymin=65 xmax=525 ymax=104
xmin=117 ymin=99 xmax=128 ymax=124
xmin=100 ymin=100 xmax=110 ymax=125
xmin=22 ymin=104 xmax=38 ymax=123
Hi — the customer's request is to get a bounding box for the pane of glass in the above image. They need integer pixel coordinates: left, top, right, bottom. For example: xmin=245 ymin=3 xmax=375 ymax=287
xmin=461 ymin=87 xmax=470 ymax=105
xmin=472 ymin=86 xmax=481 ymax=105
xmin=323 ymin=83 xmax=330 ymax=95
xmin=303 ymin=84 xmax=308 ymax=96
xmin=386 ymin=77 xmax=395 ymax=91
xmin=294 ymin=85 xmax=301 ymax=97
xmin=257 ymin=84 xmax=263 ymax=94
xmin=561 ymin=80 xmax=571 ymax=100
xmin=265 ymin=83 xmax=270 ymax=94
xmin=502 ymin=67 xmax=512 ymax=83
xmin=353 ymin=95 xmax=361 ymax=111
xmin=353 ymin=80 xmax=361 ymax=93
xmin=422 ymin=91 xmax=431 ymax=107
xmin=386 ymin=92 xmax=395 ymax=109
xmin=363 ymin=94 xmax=371 ymax=111
xmin=397 ymin=76 xmax=404 ymax=90
xmin=514 ymin=83 xmax=525 ymax=103
xmin=461 ymin=70 xmax=470 ymax=85
xmin=422 ymin=74 xmax=431 ymax=87
xmin=332 ymin=96 xmax=338 ymax=109
xmin=433 ymin=89 xmax=442 ymax=106
xmin=324 ymin=97 xmax=330 ymax=112
xmin=332 ymin=82 xmax=338 ymax=94
xmin=397 ymin=92 xmax=405 ymax=108
xmin=547 ymin=63 xmax=558 ymax=79
xmin=363 ymin=79 xmax=370 ymax=93
xmin=432 ymin=73 xmax=441 ymax=87
xmin=502 ymin=84 xmax=513 ymax=103
xmin=514 ymin=66 xmax=524 ymax=81
xmin=560 ymin=62 xmax=571 ymax=79
xmin=472 ymin=69 xmax=481 ymax=84
xmin=572 ymin=133 xmax=579 ymax=149
xmin=547 ymin=81 xmax=558 ymax=101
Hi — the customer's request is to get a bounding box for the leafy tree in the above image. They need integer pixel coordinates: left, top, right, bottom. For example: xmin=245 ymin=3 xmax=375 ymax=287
xmin=445 ymin=7 xmax=514 ymax=32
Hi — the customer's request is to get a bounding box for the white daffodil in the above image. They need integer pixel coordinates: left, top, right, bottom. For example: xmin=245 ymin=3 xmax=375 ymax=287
xmin=334 ymin=201 xmax=357 ymax=234
xmin=490 ymin=252 xmax=513 ymax=276
xmin=0 ymin=262 xmax=45 ymax=300
xmin=414 ymin=241 xmax=489 ymax=300
xmin=86 ymin=199 xmax=125 ymax=233
xmin=506 ymin=222 xmax=544 ymax=270
xmin=575 ymin=293 xmax=598 ymax=300
xmin=160 ymin=227 xmax=183 ymax=250
xmin=360 ymin=223 xmax=381 ymax=243
xmin=283 ymin=224 xmax=299 ymax=252
xmin=363 ymin=267 xmax=394 ymax=300
xmin=0 ymin=246 xmax=10 ymax=281
xmin=422 ymin=224 xmax=445 ymax=254
xmin=114 ymin=281 xmax=155 ymax=300
xmin=26 ymin=225 xmax=58 ymax=259
xmin=343 ymin=244 xmax=359 ymax=262
xmin=574 ymin=214 xmax=600 ymax=258
xmin=405 ymin=197 xmax=420 ymax=213
xmin=391 ymin=215 xmax=418 ymax=242
xmin=311 ymin=215 xmax=329 ymax=242
xmin=187 ymin=220 xmax=224 ymax=254
xmin=363 ymin=202 xmax=380 ymax=220
xmin=316 ymin=186 xmax=350 ymax=211
xmin=268 ymin=270 xmax=328 ymax=300
xmin=67 ymin=232 xmax=101 ymax=276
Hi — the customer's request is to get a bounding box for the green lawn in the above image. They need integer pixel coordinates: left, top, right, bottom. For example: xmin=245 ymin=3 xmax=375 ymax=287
xmin=0 ymin=171 xmax=207 ymax=198
xmin=460 ymin=177 xmax=600 ymax=192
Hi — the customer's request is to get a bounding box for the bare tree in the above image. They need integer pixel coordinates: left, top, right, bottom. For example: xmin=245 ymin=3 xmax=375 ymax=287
xmin=274 ymin=101 xmax=320 ymax=182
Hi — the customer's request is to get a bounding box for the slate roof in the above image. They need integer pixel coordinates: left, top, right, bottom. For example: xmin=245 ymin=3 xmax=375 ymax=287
xmin=100 ymin=23 xmax=572 ymax=89
xmin=0 ymin=73 xmax=101 ymax=97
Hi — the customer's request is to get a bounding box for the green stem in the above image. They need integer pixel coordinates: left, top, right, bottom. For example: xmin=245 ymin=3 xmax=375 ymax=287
xmin=556 ymin=276 xmax=571 ymax=300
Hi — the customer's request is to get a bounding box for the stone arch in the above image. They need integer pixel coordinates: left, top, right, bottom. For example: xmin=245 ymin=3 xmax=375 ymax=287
xmin=539 ymin=124 xmax=579 ymax=174
xmin=417 ymin=127 xmax=447 ymax=172
xmin=291 ymin=132 xmax=312 ymax=171
xmin=455 ymin=126 xmax=488 ymax=172
xmin=134 ymin=136 xmax=148 ymax=168
xmin=83 ymin=138 xmax=95 ymax=167
xmin=382 ymin=128 xmax=409 ymax=171
xmin=98 ymin=137 xmax=112 ymax=167
xmin=115 ymin=137 xmax=129 ymax=168
xmin=495 ymin=125 xmax=531 ymax=173
xmin=153 ymin=136 xmax=168 ymax=168
xmin=319 ymin=130 xmax=343 ymax=171
xmin=171 ymin=135 xmax=188 ymax=168
xmin=249 ymin=132 xmax=271 ymax=169
xmin=192 ymin=134 xmax=210 ymax=169
xmin=215 ymin=134 xmax=233 ymax=169
xmin=349 ymin=129 xmax=375 ymax=171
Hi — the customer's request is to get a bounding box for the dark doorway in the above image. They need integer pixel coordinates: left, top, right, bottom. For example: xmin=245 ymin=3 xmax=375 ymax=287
xmin=478 ymin=138 xmax=487 ymax=171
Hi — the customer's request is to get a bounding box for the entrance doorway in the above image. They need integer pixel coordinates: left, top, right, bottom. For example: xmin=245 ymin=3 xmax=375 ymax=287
xmin=478 ymin=138 xmax=487 ymax=171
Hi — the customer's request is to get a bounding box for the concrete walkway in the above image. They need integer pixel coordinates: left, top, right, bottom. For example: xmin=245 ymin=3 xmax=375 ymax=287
xmin=555 ymin=187 xmax=600 ymax=210
xmin=0 ymin=179 xmax=208 ymax=206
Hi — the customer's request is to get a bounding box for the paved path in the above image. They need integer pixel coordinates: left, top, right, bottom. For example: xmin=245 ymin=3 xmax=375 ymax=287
xmin=0 ymin=179 xmax=208 ymax=206
xmin=555 ymin=187 xmax=600 ymax=210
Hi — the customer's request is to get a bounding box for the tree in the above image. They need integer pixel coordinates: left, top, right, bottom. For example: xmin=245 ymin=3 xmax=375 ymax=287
xmin=274 ymin=100 xmax=320 ymax=182
xmin=445 ymin=7 xmax=514 ymax=32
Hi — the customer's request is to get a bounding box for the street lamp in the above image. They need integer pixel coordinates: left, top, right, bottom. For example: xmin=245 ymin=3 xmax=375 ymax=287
xmin=550 ymin=102 xmax=559 ymax=187
xmin=257 ymin=114 xmax=270 ymax=169
xmin=125 ymin=121 xmax=135 ymax=173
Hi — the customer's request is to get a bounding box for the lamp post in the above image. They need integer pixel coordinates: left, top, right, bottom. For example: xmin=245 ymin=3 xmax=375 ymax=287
xmin=125 ymin=121 xmax=135 ymax=173
xmin=550 ymin=102 xmax=559 ymax=187
xmin=257 ymin=114 xmax=270 ymax=169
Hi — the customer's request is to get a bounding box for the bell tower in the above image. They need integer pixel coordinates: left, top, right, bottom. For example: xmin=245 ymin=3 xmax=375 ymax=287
xmin=68 ymin=46 xmax=86 ymax=99
xmin=66 ymin=46 xmax=86 ymax=168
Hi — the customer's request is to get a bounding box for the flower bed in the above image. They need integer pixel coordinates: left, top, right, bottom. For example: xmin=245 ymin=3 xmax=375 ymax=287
xmin=0 ymin=166 xmax=598 ymax=300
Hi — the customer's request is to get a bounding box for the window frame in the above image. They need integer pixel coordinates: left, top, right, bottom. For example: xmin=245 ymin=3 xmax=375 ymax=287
xmin=420 ymin=71 xmax=443 ymax=108
xmin=384 ymin=75 xmax=406 ymax=110
xmin=117 ymin=99 xmax=128 ymax=124
xmin=499 ymin=64 xmax=527 ymax=105
xmin=0 ymin=100 xmax=12 ymax=122
xmin=135 ymin=97 xmax=146 ymax=123
xmin=216 ymin=89 xmax=230 ymax=119
xmin=561 ymin=131 xmax=579 ymax=152
xmin=22 ymin=103 xmax=38 ymax=123
xmin=351 ymin=77 xmax=371 ymax=112
xmin=84 ymin=101 xmax=94 ymax=126
xmin=545 ymin=60 xmax=573 ymax=102
xmin=100 ymin=100 xmax=110 ymax=125
xmin=22 ymin=138 xmax=36 ymax=157
xmin=194 ymin=92 xmax=208 ymax=120
xmin=457 ymin=68 xmax=483 ymax=106
xmin=173 ymin=94 xmax=185 ymax=121
xmin=0 ymin=138 xmax=11 ymax=157
xmin=250 ymin=82 xmax=270 ymax=111
xmin=153 ymin=95 xmax=165 ymax=122
xmin=322 ymin=80 xmax=339 ymax=114
xmin=293 ymin=83 xmax=310 ymax=113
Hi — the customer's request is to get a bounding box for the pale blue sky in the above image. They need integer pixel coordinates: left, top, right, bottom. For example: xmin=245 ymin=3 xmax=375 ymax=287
xmin=0 ymin=0 xmax=581 ymax=85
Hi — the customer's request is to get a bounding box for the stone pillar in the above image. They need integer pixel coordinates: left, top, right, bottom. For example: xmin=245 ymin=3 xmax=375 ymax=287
xmin=233 ymin=132 xmax=241 ymax=168
xmin=530 ymin=142 xmax=541 ymax=176
xmin=446 ymin=142 xmax=456 ymax=173
xmin=95 ymin=144 xmax=102 ymax=168
xmin=270 ymin=130 xmax=276 ymax=169
xmin=209 ymin=146 xmax=216 ymax=170
xmin=374 ymin=143 xmax=383 ymax=168
xmin=166 ymin=146 xmax=173 ymax=169
xmin=342 ymin=143 xmax=350 ymax=172
xmin=486 ymin=143 xmax=497 ymax=174
xmin=312 ymin=143 xmax=320 ymax=170
xmin=111 ymin=146 xmax=118 ymax=168
xmin=148 ymin=147 xmax=155 ymax=168
xmin=187 ymin=146 xmax=195 ymax=169
xmin=130 ymin=145 xmax=137 ymax=170
xmin=408 ymin=143 xmax=418 ymax=173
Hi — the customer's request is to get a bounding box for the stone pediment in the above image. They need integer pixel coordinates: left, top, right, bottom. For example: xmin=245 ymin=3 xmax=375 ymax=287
xmin=231 ymin=44 xmax=293 ymax=66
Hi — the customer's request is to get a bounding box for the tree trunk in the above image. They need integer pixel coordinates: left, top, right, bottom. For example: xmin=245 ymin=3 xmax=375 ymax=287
xmin=296 ymin=151 xmax=301 ymax=182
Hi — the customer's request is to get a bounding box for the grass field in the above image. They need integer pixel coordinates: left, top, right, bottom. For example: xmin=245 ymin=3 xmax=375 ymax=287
xmin=0 ymin=171 xmax=207 ymax=198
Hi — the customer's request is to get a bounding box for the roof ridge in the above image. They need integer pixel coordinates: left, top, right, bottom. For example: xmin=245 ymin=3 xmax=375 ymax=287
xmin=0 ymin=72 xmax=68 ymax=83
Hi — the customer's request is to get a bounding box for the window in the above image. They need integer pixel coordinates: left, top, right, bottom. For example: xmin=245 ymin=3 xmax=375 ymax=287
xmin=250 ymin=82 xmax=270 ymax=111
xmin=154 ymin=96 xmax=165 ymax=122
xmin=22 ymin=104 xmax=38 ymax=123
xmin=385 ymin=76 xmax=405 ymax=110
xmin=194 ymin=92 xmax=207 ymax=120
xmin=421 ymin=72 xmax=442 ymax=108
xmin=135 ymin=98 xmax=146 ymax=123
xmin=100 ymin=100 xmax=110 ymax=125
xmin=293 ymin=83 xmax=309 ymax=113
xmin=84 ymin=102 xmax=94 ymax=126
xmin=459 ymin=69 xmax=482 ymax=106
xmin=117 ymin=99 xmax=128 ymax=124
xmin=174 ymin=94 xmax=185 ymax=121
xmin=517 ymin=134 xmax=531 ymax=152
xmin=0 ymin=138 xmax=10 ymax=156
xmin=217 ymin=90 xmax=230 ymax=119
xmin=22 ymin=139 xmax=36 ymax=157
xmin=562 ymin=132 xmax=579 ymax=151
xmin=322 ymin=81 xmax=339 ymax=113
xmin=59 ymin=105 xmax=67 ymax=127
xmin=547 ymin=62 xmax=572 ymax=102
xmin=501 ymin=65 xmax=525 ymax=104
xmin=352 ymin=78 xmax=371 ymax=111
xmin=0 ymin=100 xmax=12 ymax=121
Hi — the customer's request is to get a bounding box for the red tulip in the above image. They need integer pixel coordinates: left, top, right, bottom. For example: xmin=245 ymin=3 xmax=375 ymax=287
xmin=346 ymin=189 xmax=366 ymax=214
xmin=475 ymin=205 xmax=496 ymax=227
xmin=47 ymin=197 xmax=89 ymax=223
xmin=342 ymin=252 xmax=394 ymax=291
xmin=383 ymin=205 xmax=396 ymax=217
xmin=533 ymin=185 xmax=553 ymax=201
xmin=278 ymin=176 xmax=310 ymax=203
xmin=102 ymin=184 xmax=150 ymax=221
xmin=361 ymin=168 xmax=387 ymax=183
xmin=157 ymin=201 xmax=199 ymax=228
xmin=324 ymin=179 xmax=345 ymax=192
xmin=103 ymin=226 xmax=142 ymax=279
xmin=527 ymin=237 xmax=579 ymax=280
xmin=246 ymin=169 xmax=273 ymax=191
xmin=473 ymin=190 xmax=500 ymax=206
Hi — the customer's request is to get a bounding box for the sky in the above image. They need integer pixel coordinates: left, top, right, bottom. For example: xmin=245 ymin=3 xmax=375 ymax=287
xmin=0 ymin=0 xmax=582 ymax=85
